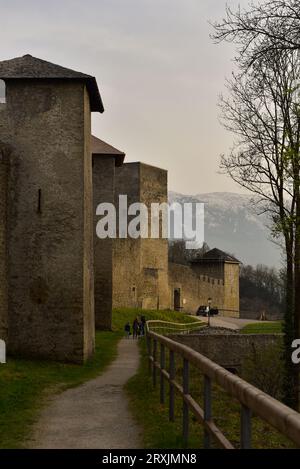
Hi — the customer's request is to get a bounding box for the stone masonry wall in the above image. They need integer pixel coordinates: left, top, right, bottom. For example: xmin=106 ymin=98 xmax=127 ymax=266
xmin=188 ymin=261 xmax=240 ymax=317
xmin=83 ymin=87 xmax=95 ymax=359
xmin=223 ymin=263 xmax=240 ymax=318
xmin=171 ymin=333 xmax=283 ymax=371
xmin=139 ymin=164 xmax=169 ymax=310
xmin=0 ymin=79 xmax=94 ymax=363
xmin=0 ymin=135 xmax=8 ymax=341
xmin=113 ymin=163 xmax=142 ymax=308
xmin=113 ymin=163 xmax=169 ymax=310
xmin=93 ymin=155 xmax=115 ymax=329
xmin=168 ymin=262 xmax=225 ymax=313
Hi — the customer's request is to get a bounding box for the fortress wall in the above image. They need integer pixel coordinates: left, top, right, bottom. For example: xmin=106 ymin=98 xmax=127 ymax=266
xmin=83 ymin=88 xmax=95 ymax=358
xmin=190 ymin=261 xmax=224 ymax=281
xmin=168 ymin=262 xmax=225 ymax=314
xmin=0 ymin=136 xmax=8 ymax=341
xmin=113 ymin=163 xmax=169 ymax=310
xmin=139 ymin=164 xmax=169 ymax=310
xmin=189 ymin=261 xmax=240 ymax=317
xmin=223 ymin=262 xmax=240 ymax=317
xmin=93 ymin=155 xmax=115 ymax=329
xmin=171 ymin=333 xmax=282 ymax=371
xmin=113 ymin=163 xmax=142 ymax=308
xmin=1 ymin=80 xmax=94 ymax=363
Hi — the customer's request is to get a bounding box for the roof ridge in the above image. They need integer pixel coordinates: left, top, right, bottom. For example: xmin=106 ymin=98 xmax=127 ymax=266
xmin=91 ymin=135 xmax=125 ymax=156
xmin=0 ymin=55 xmax=104 ymax=113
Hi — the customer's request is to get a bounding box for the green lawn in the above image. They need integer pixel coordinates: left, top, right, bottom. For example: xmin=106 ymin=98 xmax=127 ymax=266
xmin=0 ymin=330 xmax=122 ymax=448
xmin=1 ymin=309 xmax=288 ymax=449
xmin=112 ymin=307 xmax=197 ymax=331
xmin=0 ymin=307 xmax=194 ymax=449
xmin=240 ymin=321 xmax=283 ymax=334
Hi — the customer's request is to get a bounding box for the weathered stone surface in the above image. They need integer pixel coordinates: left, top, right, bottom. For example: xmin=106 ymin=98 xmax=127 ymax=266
xmin=113 ymin=163 xmax=169 ymax=311
xmin=168 ymin=262 xmax=225 ymax=313
xmin=93 ymin=155 xmax=115 ymax=330
xmin=0 ymin=79 xmax=95 ymax=363
xmin=171 ymin=333 xmax=283 ymax=371
xmin=0 ymin=138 xmax=9 ymax=341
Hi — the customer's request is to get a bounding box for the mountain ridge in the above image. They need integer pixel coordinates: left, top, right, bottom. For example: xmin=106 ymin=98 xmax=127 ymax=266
xmin=168 ymin=191 xmax=282 ymax=268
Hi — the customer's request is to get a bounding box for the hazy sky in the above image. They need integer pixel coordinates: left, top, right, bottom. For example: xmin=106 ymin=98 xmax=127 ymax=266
xmin=0 ymin=0 xmax=250 ymax=194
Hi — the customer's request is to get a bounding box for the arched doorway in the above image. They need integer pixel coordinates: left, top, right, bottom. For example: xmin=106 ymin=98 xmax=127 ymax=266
xmin=174 ymin=288 xmax=181 ymax=311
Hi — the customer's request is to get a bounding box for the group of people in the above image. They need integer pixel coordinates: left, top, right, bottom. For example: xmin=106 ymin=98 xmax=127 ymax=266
xmin=124 ymin=316 xmax=146 ymax=339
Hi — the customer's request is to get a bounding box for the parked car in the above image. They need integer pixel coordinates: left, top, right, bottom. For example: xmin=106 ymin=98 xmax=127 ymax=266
xmin=196 ymin=305 xmax=207 ymax=316
xmin=196 ymin=305 xmax=219 ymax=317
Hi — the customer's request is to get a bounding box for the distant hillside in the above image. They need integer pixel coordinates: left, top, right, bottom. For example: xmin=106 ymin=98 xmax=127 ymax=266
xmin=168 ymin=191 xmax=282 ymax=268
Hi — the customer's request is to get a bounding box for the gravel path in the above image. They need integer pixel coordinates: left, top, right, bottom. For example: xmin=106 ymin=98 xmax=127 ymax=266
xmin=30 ymin=338 xmax=142 ymax=449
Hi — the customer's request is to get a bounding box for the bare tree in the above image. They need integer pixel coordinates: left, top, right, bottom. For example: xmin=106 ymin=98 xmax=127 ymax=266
xmin=211 ymin=1 xmax=300 ymax=67
xmin=216 ymin=41 xmax=300 ymax=407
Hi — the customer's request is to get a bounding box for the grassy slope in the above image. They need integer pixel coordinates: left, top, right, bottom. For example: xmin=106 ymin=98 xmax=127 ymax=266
xmin=0 ymin=331 xmax=122 ymax=448
xmin=126 ymin=319 xmax=294 ymax=449
xmin=240 ymin=321 xmax=283 ymax=334
xmin=112 ymin=308 xmax=197 ymax=331
xmin=0 ymin=307 xmax=193 ymax=448
xmin=1 ymin=309 xmax=288 ymax=449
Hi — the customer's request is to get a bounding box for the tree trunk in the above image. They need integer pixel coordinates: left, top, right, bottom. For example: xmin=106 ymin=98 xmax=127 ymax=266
xmin=293 ymin=189 xmax=300 ymax=410
xmin=283 ymin=240 xmax=297 ymax=408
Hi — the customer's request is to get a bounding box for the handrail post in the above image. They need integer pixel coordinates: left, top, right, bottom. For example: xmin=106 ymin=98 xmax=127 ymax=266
xmin=153 ymin=339 xmax=157 ymax=387
xmin=147 ymin=333 xmax=152 ymax=374
xmin=160 ymin=343 xmax=165 ymax=404
xmin=204 ymin=375 xmax=212 ymax=449
xmin=241 ymin=405 xmax=252 ymax=449
xmin=169 ymin=350 xmax=175 ymax=422
xmin=183 ymin=358 xmax=189 ymax=446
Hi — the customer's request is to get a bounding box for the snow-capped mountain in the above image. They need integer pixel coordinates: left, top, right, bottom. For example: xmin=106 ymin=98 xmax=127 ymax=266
xmin=169 ymin=191 xmax=282 ymax=268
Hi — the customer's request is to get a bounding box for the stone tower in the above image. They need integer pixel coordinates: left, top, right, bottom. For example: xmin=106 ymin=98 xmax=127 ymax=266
xmin=0 ymin=54 xmax=104 ymax=363
xmin=92 ymin=136 xmax=125 ymax=330
xmin=113 ymin=163 xmax=170 ymax=310
xmin=190 ymin=248 xmax=240 ymax=317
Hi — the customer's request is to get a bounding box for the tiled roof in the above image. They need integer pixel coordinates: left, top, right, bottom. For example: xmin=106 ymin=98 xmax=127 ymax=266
xmin=192 ymin=248 xmax=240 ymax=264
xmin=92 ymin=135 xmax=125 ymax=166
xmin=0 ymin=54 xmax=104 ymax=112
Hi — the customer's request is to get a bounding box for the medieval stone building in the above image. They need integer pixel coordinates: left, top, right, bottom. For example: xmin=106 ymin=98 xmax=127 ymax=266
xmin=92 ymin=135 xmax=124 ymax=330
xmin=92 ymin=151 xmax=240 ymax=324
xmin=0 ymin=54 xmax=240 ymax=363
xmin=0 ymin=54 xmax=104 ymax=363
xmin=169 ymin=249 xmax=240 ymax=317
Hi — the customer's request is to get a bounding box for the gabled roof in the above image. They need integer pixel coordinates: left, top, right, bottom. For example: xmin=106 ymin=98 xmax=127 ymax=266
xmin=0 ymin=55 xmax=104 ymax=113
xmin=91 ymin=135 xmax=125 ymax=167
xmin=191 ymin=248 xmax=240 ymax=264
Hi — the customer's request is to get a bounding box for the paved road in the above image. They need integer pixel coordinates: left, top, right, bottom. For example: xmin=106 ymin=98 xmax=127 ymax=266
xmin=202 ymin=316 xmax=270 ymax=330
xmin=30 ymin=339 xmax=142 ymax=449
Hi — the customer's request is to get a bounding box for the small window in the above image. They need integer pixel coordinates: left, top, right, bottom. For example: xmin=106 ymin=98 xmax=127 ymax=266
xmin=0 ymin=80 xmax=6 ymax=104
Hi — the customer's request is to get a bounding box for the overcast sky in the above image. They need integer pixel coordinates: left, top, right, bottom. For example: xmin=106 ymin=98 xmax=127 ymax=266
xmin=0 ymin=0 xmax=250 ymax=195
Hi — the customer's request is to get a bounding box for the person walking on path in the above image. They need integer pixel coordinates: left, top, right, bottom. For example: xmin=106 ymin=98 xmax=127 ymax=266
xmin=140 ymin=316 xmax=146 ymax=336
xmin=132 ymin=318 xmax=139 ymax=339
xmin=124 ymin=322 xmax=131 ymax=339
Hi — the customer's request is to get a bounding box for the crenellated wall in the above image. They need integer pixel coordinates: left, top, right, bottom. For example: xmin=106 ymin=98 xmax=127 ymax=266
xmin=168 ymin=262 xmax=225 ymax=313
xmin=111 ymin=163 xmax=240 ymax=317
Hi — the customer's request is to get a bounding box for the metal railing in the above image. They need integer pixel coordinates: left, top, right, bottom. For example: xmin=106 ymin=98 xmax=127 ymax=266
xmin=146 ymin=319 xmax=206 ymax=336
xmin=146 ymin=327 xmax=300 ymax=449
